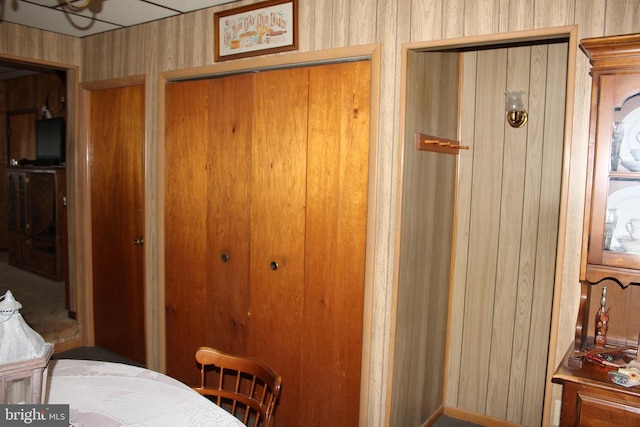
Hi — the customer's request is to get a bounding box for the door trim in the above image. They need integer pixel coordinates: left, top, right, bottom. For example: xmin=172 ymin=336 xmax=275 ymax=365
xmin=158 ymin=43 xmax=381 ymax=426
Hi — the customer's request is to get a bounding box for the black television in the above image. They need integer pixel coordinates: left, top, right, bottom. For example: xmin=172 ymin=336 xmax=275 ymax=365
xmin=35 ymin=117 xmax=66 ymax=163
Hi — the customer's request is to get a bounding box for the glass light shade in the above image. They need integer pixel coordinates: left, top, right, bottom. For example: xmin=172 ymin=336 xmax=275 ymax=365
xmin=505 ymin=91 xmax=525 ymax=112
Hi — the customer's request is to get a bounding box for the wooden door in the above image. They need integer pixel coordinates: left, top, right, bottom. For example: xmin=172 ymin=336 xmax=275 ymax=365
xmin=249 ymin=67 xmax=309 ymax=425
xmin=90 ymin=84 xmax=145 ymax=365
xmin=206 ymin=74 xmax=253 ymax=355
xmin=164 ymin=79 xmax=209 ymax=383
xmin=165 ymin=75 xmax=254 ymax=384
xmin=8 ymin=111 xmax=37 ymax=161
xmin=164 ymin=61 xmax=371 ymax=426
xmin=302 ymin=61 xmax=370 ymax=426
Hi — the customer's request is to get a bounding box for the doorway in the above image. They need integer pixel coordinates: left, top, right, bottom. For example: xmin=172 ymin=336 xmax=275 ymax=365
xmin=0 ymin=58 xmax=78 ymax=348
xmin=391 ymin=29 xmax=575 ymax=427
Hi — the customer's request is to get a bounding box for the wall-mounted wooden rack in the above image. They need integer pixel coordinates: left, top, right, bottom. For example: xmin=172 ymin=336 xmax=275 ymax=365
xmin=416 ymin=132 xmax=469 ymax=155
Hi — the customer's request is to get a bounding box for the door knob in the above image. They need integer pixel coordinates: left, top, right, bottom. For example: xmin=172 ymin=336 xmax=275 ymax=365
xmin=133 ymin=237 xmax=144 ymax=246
xmin=270 ymin=261 xmax=279 ymax=271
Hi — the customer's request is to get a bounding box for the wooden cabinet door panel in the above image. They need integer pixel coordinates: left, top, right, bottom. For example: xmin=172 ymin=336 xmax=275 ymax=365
xmin=8 ymin=112 xmax=36 ymax=161
xmin=206 ymin=74 xmax=253 ymax=355
xmin=303 ymin=60 xmax=370 ymax=426
xmin=250 ymin=67 xmax=309 ymax=426
xmin=90 ymin=85 xmax=145 ymax=366
xmin=165 ymin=79 xmax=210 ymax=384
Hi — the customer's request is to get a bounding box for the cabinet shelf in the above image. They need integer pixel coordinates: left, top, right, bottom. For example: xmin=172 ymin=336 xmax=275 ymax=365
xmin=609 ymin=171 xmax=640 ymax=180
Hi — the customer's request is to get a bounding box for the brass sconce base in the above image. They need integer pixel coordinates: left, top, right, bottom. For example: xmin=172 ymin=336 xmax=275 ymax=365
xmin=506 ymin=110 xmax=528 ymax=128
xmin=66 ymin=0 xmax=91 ymax=9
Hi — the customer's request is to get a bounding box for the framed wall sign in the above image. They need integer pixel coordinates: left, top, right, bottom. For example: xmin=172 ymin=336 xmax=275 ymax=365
xmin=214 ymin=0 xmax=298 ymax=62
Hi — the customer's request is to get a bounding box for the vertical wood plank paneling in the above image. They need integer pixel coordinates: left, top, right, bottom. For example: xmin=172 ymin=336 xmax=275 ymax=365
xmin=179 ymin=11 xmax=209 ymax=68
xmin=505 ymin=44 xmax=547 ymax=423
xmin=7 ymin=2 xmax=640 ymax=426
xmin=391 ymin=50 xmax=459 ymax=426
xmin=393 ymin=52 xmax=427 ymax=425
xmin=26 ymin=27 xmax=43 ymax=59
xmin=371 ymin=0 xmax=401 ymax=421
xmin=464 ymin=0 xmax=500 ymax=36
xmin=485 ymin=45 xmax=530 ymax=420
xmin=332 ymin=0 xmax=349 ymax=47
xmin=522 ymin=41 xmax=567 ymax=426
xmin=441 ymin=0 xmax=465 ymax=39
xmin=501 ymin=0 xmax=535 ymax=32
xmin=308 ymin=0 xmax=333 ymax=51
xmin=533 ymin=0 xmax=575 ymax=28
xmin=411 ymin=0 xmax=443 ymax=42
xmin=349 ymin=0 xmax=377 ymax=46
xmin=457 ymin=48 xmax=507 ymax=413
xmin=295 ymin=0 xmax=312 ymax=52
xmin=0 ymin=24 xmax=7 ymax=53
xmin=157 ymin=17 xmax=179 ymax=70
xmin=446 ymin=50 xmax=477 ymax=408
xmin=448 ymin=41 xmax=566 ymax=426
xmin=4 ymin=23 xmax=29 ymax=57
xmin=604 ymin=0 xmax=640 ymax=35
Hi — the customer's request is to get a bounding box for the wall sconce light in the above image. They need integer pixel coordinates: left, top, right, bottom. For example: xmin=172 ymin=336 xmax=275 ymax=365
xmin=505 ymin=91 xmax=528 ymax=128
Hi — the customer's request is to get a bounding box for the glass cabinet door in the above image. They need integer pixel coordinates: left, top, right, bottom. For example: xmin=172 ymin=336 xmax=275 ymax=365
xmin=588 ymin=73 xmax=640 ymax=278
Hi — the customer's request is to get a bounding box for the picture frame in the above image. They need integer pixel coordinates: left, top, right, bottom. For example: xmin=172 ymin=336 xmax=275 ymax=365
xmin=214 ymin=0 xmax=298 ymax=62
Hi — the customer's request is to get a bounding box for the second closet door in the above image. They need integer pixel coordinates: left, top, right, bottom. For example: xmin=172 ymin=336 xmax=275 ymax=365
xmin=249 ymin=67 xmax=309 ymax=424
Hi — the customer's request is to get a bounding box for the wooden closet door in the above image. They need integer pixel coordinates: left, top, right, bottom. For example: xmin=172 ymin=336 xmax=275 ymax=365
xmin=303 ymin=60 xmax=370 ymax=426
xmin=165 ymin=79 xmax=210 ymax=384
xmin=90 ymin=84 xmax=145 ymax=365
xmin=250 ymin=67 xmax=309 ymax=426
xmin=206 ymin=74 xmax=253 ymax=354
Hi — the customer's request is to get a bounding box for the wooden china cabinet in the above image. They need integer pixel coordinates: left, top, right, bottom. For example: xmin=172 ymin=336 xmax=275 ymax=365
xmin=7 ymin=167 xmax=67 ymax=282
xmin=553 ymin=34 xmax=640 ymax=426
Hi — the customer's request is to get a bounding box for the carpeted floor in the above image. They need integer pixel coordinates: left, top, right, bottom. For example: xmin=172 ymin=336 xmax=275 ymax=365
xmin=0 ymin=251 xmax=79 ymax=344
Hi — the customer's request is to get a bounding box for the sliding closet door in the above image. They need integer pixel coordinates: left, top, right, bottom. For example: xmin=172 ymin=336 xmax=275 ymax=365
xmin=164 ymin=60 xmax=371 ymax=426
xmin=206 ymin=74 xmax=253 ymax=355
xmin=249 ymin=67 xmax=309 ymax=425
xmin=165 ymin=79 xmax=209 ymax=384
xmin=165 ymin=75 xmax=254 ymax=384
xmin=303 ymin=61 xmax=370 ymax=425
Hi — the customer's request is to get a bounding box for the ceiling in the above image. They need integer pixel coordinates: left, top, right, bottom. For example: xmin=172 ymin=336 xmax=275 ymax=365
xmin=1 ymin=0 xmax=240 ymax=78
xmin=1 ymin=0 xmax=238 ymax=38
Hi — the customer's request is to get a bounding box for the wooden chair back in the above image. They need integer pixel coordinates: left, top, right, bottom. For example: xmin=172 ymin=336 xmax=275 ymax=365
xmin=193 ymin=346 xmax=282 ymax=427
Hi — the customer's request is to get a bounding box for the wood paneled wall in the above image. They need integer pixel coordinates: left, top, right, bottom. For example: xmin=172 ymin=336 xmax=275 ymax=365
xmin=3 ymin=1 xmax=640 ymax=426
xmin=448 ymin=42 xmax=567 ymax=426
xmin=391 ymin=50 xmax=459 ymax=426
